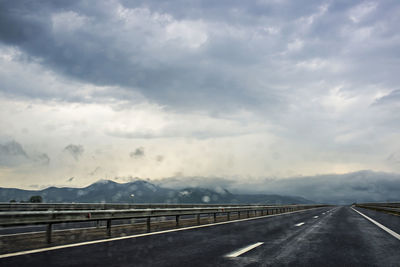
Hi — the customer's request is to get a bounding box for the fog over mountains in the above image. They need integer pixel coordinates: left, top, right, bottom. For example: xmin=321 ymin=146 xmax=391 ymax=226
xmin=0 ymin=180 xmax=312 ymax=205
xmin=1 ymin=170 xmax=399 ymax=204
xmin=157 ymin=170 xmax=400 ymax=204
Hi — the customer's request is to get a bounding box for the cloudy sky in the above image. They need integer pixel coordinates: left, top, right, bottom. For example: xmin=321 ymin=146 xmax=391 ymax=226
xmin=0 ymin=0 xmax=400 ymax=189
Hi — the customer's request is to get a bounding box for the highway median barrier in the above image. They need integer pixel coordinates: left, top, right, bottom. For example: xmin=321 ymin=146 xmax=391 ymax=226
xmin=354 ymin=203 xmax=400 ymax=216
xmin=0 ymin=203 xmax=329 ymax=254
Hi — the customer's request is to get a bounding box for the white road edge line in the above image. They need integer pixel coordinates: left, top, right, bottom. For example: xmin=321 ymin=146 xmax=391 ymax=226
xmin=295 ymin=222 xmax=305 ymax=227
xmin=0 ymin=207 xmax=323 ymax=259
xmin=351 ymin=207 xmax=400 ymax=241
xmin=225 ymin=242 xmax=264 ymax=258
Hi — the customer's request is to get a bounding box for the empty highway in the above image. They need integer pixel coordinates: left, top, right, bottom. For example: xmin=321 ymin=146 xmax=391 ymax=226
xmin=1 ymin=206 xmax=399 ymax=266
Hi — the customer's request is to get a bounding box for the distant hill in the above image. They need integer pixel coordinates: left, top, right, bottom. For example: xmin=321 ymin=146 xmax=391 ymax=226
xmin=3 ymin=170 xmax=399 ymax=204
xmin=156 ymin=170 xmax=400 ymax=204
xmin=0 ymin=179 xmax=313 ymax=204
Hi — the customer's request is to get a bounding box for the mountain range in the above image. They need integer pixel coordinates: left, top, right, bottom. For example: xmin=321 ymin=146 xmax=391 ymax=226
xmin=156 ymin=170 xmax=400 ymax=204
xmin=2 ymin=170 xmax=399 ymax=204
xmin=0 ymin=179 xmax=313 ymax=204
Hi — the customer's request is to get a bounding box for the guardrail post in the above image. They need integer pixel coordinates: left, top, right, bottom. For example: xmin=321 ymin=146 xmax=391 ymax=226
xmin=146 ymin=217 xmax=151 ymax=232
xmin=96 ymin=220 xmax=100 ymax=228
xmin=247 ymin=210 xmax=250 ymax=218
xmin=227 ymin=212 xmax=230 ymax=221
xmin=106 ymin=219 xmax=111 ymax=237
xmin=176 ymin=215 xmax=180 ymax=227
xmin=46 ymin=223 xmax=52 ymax=244
xmin=197 ymin=214 xmax=201 ymax=225
xmin=213 ymin=213 xmax=217 ymax=223
xmin=238 ymin=211 xmax=241 ymax=218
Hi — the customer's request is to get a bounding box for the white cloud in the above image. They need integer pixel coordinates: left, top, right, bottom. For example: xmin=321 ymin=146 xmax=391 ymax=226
xmin=0 ymin=0 xmax=400 ymax=188
xmin=52 ymin=11 xmax=90 ymax=32
xmin=287 ymin=39 xmax=304 ymax=52
xmin=165 ymin=20 xmax=208 ymax=48
xmin=349 ymin=2 xmax=377 ymax=23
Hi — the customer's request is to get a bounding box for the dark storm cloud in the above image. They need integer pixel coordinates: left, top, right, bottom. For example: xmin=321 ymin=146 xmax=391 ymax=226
xmin=34 ymin=153 xmax=50 ymax=165
xmin=130 ymin=147 xmax=145 ymax=158
xmin=63 ymin=144 xmax=84 ymax=160
xmin=1 ymin=0 xmax=400 ymax=165
xmin=3 ymin=0 xmax=399 ymax=112
xmin=0 ymin=0 xmax=263 ymax=109
xmin=0 ymin=140 xmax=29 ymax=166
xmin=0 ymin=140 xmax=50 ymax=167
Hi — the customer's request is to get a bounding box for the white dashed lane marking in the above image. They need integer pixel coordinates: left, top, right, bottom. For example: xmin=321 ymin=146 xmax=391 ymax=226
xmin=225 ymin=242 xmax=264 ymax=258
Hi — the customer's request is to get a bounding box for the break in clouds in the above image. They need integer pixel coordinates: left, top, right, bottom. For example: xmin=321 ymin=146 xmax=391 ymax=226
xmin=0 ymin=0 xmax=400 ymax=188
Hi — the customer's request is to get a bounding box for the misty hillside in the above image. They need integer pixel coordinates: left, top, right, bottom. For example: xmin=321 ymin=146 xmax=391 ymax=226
xmin=157 ymin=170 xmax=400 ymax=204
xmin=3 ymin=170 xmax=398 ymax=204
xmin=0 ymin=180 xmax=313 ymax=204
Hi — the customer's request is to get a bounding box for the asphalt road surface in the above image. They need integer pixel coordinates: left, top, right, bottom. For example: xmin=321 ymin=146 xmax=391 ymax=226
xmin=1 ymin=206 xmax=399 ymax=266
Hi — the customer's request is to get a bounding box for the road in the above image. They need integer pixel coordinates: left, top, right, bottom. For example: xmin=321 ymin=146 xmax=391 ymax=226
xmin=1 ymin=206 xmax=399 ymax=266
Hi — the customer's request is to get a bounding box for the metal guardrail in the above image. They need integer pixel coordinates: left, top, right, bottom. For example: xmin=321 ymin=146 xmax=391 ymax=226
xmin=354 ymin=203 xmax=400 ymax=215
xmin=354 ymin=202 xmax=400 ymax=208
xmin=0 ymin=203 xmax=293 ymax=211
xmin=0 ymin=204 xmax=327 ymax=244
